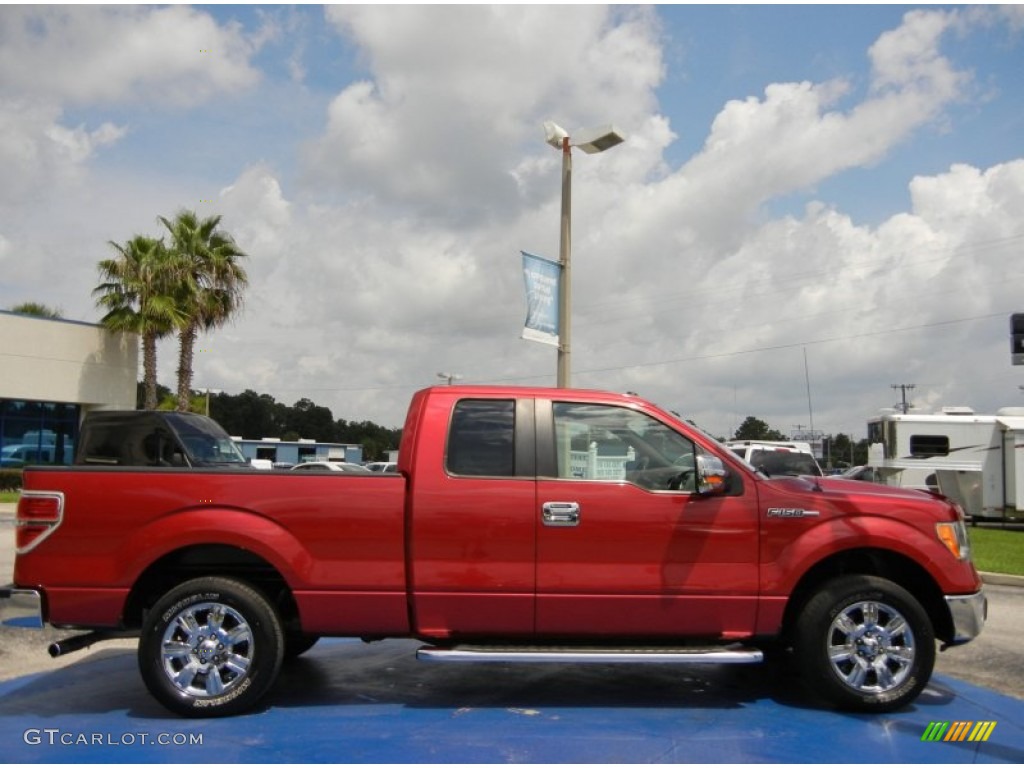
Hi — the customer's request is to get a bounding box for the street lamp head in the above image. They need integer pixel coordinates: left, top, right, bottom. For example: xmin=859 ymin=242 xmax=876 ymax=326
xmin=573 ymin=123 xmax=626 ymax=154
xmin=543 ymin=121 xmax=569 ymax=149
xmin=542 ymin=121 xmax=626 ymax=154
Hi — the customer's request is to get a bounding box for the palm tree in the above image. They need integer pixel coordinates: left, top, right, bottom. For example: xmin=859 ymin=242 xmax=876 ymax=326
xmin=95 ymin=235 xmax=185 ymax=409
xmin=8 ymin=302 xmax=63 ymax=319
xmin=159 ymin=210 xmax=248 ymax=412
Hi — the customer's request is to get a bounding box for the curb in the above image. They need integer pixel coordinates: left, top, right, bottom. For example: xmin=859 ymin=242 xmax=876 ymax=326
xmin=980 ymin=571 xmax=1024 ymax=588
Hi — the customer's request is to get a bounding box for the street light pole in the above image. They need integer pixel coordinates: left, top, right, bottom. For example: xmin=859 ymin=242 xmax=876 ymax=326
xmin=204 ymin=388 xmax=222 ymax=417
xmin=543 ymin=121 xmax=625 ymax=389
xmin=557 ymin=135 xmax=572 ymax=388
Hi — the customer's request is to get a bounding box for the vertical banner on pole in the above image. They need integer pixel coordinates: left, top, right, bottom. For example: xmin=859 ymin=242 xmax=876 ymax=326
xmin=521 ymin=251 xmax=560 ymax=347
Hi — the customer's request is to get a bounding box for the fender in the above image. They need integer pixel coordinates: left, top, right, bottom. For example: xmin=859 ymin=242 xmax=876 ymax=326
xmin=760 ymin=514 xmax=970 ymax=596
xmin=119 ymin=506 xmax=310 ymax=588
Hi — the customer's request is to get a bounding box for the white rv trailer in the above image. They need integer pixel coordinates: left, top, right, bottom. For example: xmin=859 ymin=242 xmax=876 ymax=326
xmin=866 ymin=407 xmax=1024 ymax=520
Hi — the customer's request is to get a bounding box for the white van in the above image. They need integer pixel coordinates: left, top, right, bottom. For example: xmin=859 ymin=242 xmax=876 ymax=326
xmin=724 ymin=440 xmax=823 ymax=477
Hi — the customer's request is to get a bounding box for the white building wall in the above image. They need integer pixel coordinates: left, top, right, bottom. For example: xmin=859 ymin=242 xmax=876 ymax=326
xmin=0 ymin=311 xmax=137 ymax=411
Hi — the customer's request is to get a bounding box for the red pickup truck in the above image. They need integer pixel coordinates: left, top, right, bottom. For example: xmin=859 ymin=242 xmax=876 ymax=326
xmin=1 ymin=386 xmax=986 ymax=717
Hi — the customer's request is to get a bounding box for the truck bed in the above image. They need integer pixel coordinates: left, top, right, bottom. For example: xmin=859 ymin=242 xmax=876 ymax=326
xmin=17 ymin=467 xmax=410 ymax=633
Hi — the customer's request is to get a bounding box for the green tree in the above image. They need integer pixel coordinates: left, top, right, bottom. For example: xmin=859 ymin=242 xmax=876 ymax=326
xmin=136 ymin=380 xmax=172 ymax=409
xmin=732 ymin=416 xmax=788 ymax=441
xmin=213 ymin=389 xmax=287 ymax=438
xmin=338 ymin=418 xmax=402 ymax=460
xmin=95 ymin=235 xmax=185 ymax=410
xmin=159 ymin=210 xmax=248 ymax=412
xmin=8 ymin=302 xmax=63 ymax=318
xmin=286 ymin=398 xmax=337 ymax=442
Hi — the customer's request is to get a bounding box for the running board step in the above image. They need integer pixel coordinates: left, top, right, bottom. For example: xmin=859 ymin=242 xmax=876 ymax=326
xmin=416 ymin=643 xmax=763 ymax=665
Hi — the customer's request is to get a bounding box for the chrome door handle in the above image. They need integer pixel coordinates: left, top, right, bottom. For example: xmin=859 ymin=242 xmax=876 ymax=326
xmin=542 ymin=501 xmax=580 ymax=527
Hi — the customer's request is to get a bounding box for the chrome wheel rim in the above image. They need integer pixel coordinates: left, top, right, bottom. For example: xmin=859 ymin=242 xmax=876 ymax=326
xmin=826 ymin=600 xmax=915 ymax=694
xmin=160 ymin=601 xmax=254 ymax=698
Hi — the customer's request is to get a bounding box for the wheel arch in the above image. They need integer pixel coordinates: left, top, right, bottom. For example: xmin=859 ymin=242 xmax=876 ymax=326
xmin=780 ymin=547 xmax=953 ymax=644
xmin=123 ymin=544 xmax=301 ymax=633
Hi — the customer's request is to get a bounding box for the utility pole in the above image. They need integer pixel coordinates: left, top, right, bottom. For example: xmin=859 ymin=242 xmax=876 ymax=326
xmin=891 ymin=383 xmax=915 ymax=414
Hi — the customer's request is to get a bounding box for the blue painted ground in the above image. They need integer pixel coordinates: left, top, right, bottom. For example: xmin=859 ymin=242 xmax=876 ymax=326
xmin=1 ymin=638 xmax=1022 ymax=763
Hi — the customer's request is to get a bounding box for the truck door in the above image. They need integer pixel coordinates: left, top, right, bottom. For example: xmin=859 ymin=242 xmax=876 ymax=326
xmin=535 ymin=399 xmax=758 ymax=639
xmin=408 ymin=397 xmax=538 ymax=638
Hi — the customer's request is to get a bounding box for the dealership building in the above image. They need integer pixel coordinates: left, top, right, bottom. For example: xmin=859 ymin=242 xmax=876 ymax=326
xmin=0 ymin=311 xmax=138 ymax=466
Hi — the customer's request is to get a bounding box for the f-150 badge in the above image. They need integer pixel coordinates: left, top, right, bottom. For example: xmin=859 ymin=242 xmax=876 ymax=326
xmin=767 ymin=508 xmax=820 ymax=518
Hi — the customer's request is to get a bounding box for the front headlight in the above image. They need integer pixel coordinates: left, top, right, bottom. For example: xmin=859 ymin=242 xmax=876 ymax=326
xmin=936 ymin=504 xmax=971 ymax=561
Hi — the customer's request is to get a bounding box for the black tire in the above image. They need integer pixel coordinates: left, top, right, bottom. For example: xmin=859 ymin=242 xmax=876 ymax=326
xmin=283 ymin=633 xmax=320 ymax=660
xmin=138 ymin=577 xmax=285 ymax=717
xmin=794 ymin=575 xmax=934 ymax=713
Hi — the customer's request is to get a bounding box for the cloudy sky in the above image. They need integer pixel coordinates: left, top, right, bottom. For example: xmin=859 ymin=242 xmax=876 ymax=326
xmin=2 ymin=5 xmax=1024 ymax=439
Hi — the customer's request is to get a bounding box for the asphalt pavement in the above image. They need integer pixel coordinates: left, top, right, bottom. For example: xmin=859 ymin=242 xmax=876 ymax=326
xmin=1 ymin=637 xmax=1022 ymax=763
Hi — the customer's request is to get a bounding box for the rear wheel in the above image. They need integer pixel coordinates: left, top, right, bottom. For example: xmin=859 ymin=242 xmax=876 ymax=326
xmin=794 ymin=575 xmax=934 ymax=712
xmin=138 ymin=577 xmax=284 ymax=717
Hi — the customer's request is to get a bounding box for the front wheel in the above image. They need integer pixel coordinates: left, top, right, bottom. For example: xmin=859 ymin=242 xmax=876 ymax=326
xmin=794 ymin=575 xmax=934 ymax=713
xmin=138 ymin=577 xmax=285 ymax=717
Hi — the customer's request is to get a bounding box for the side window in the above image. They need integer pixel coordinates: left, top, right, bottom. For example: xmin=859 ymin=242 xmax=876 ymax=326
xmin=552 ymin=403 xmax=697 ymax=491
xmin=910 ymin=435 xmax=949 ymax=458
xmin=446 ymin=399 xmax=515 ymax=477
xmin=77 ymin=424 xmax=119 ymax=465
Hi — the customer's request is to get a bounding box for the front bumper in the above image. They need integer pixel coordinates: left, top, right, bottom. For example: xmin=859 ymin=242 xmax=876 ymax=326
xmin=0 ymin=585 xmax=44 ymax=629
xmin=944 ymin=590 xmax=987 ymax=645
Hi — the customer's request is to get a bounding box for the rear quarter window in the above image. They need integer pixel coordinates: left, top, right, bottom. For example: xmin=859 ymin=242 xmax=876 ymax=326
xmin=446 ymin=399 xmax=515 ymax=477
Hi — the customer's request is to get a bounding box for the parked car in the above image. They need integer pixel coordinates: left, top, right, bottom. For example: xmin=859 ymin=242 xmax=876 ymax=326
xmin=291 ymin=461 xmax=372 ymax=473
xmin=724 ymin=440 xmax=823 ymax=477
xmin=1 ymin=444 xmax=57 ymax=467
xmin=842 ymin=465 xmax=882 ymax=483
xmin=364 ymin=461 xmax=398 ymax=472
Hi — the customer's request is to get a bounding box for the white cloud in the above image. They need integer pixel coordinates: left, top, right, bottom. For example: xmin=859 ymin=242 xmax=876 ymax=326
xmin=678 ymin=10 xmax=971 ymax=224
xmin=180 ymin=6 xmax=1022 ymax=431
xmin=0 ymin=6 xmax=261 ymax=107
xmin=2 ymin=5 xmax=1022 ymax=439
xmin=303 ymin=6 xmax=665 ymax=218
xmin=44 ymin=120 xmax=127 ymax=165
xmin=869 ymin=9 xmax=965 ymax=95
xmin=220 ymin=165 xmax=292 ymax=256
xmin=586 ymin=157 xmax=1024 ymax=437
xmin=0 ymin=7 xmax=265 ymax=208
xmin=0 ymin=99 xmax=127 ymax=203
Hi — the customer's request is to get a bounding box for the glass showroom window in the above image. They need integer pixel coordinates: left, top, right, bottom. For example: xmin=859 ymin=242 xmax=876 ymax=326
xmin=0 ymin=399 xmax=79 ymax=467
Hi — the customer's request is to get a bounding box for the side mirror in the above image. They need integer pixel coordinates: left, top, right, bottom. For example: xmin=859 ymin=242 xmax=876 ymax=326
xmin=697 ymin=454 xmax=729 ymax=495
